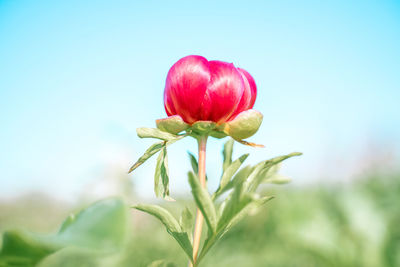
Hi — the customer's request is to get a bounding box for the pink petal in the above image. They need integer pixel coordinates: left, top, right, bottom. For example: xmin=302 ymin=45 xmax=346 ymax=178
xmin=164 ymin=55 xmax=210 ymax=124
xmin=164 ymin=90 xmax=176 ymax=116
xmin=228 ymin=68 xmax=252 ymax=119
xmin=238 ymin=68 xmax=257 ymax=109
xmin=201 ymin=60 xmax=244 ymax=124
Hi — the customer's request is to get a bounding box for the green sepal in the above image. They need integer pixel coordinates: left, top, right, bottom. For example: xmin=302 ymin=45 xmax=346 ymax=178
xmin=191 ymin=121 xmax=217 ymax=135
xmin=209 ymin=130 xmax=227 ymax=139
xmin=156 ymin=115 xmax=189 ymax=135
xmin=222 ymin=110 xmax=263 ymax=140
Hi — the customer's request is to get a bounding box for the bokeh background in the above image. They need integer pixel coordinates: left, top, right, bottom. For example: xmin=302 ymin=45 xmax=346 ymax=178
xmin=1 ymin=0 xmax=399 ymax=266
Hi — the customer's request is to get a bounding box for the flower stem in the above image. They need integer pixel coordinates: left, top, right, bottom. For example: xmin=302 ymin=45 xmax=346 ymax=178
xmin=190 ymin=135 xmax=208 ymax=267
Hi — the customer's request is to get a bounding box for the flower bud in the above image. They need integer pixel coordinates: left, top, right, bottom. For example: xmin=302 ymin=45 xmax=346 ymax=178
xmin=159 ymin=55 xmax=263 ymax=140
xmin=164 ymin=55 xmax=257 ymax=124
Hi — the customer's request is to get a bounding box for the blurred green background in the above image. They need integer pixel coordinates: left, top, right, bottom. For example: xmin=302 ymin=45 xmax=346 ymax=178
xmin=1 ymin=169 xmax=399 ymax=266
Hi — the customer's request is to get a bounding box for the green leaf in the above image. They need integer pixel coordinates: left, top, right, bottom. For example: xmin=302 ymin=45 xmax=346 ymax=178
xmin=55 ymin=198 xmax=128 ymax=250
xmin=188 ymin=152 xmax=209 ymax=182
xmin=0 ymin=198 xmax=128 ymax=266
xmin=0 ymin=230 xmax=55 ymax=266
xmin=187 ymin=152 xmax=198 ymax=174
xmin=198 ymin=193 xmax=272 ymax=266
xmin=199 ymin=189 xmax=254 ymax=264
xmin=129 ymin=133 xmax=189 ymax=173
xmin=133 ymin=204 xmax=180 ymax=233
xmin=222 ymin=139 xmax=234 ymax=172
xmin=229 ymin=165 xmax=254 ymax=188
xmin=37 ymin=247 xmax=120 ymax=267
xmin=129 ymin=142 xmax=165 ymax=173
xmin=58 ymin=214 xmax=76 ymax=233
xmin=217 ymin=185 xmax=252 ymax=232
xmin=133 ymin=204 xmax=193 ymax=262
xmin=179 ymin=207 xmax=194 ymax=242
xmin=224 ymin=195 xmax=274 ymax=232
xmin=196 ymin=232 xmax=223 ymax=264
xmin=259 ymin=163 xmax=281 ymax=181
xmin=221 ymin=154 xmax=249 ymax=189
xmin=242 ymin=163 xmax=267 ymax=193
xmin=154 ymin=146 xmax=171 ymax=199
xmin=187 ymin=172 xmax=217 ymax=233
xmin=264 ymin=174 xmax=292 ymax=184
xmin=137 ymin=127 xmax=180 ymax=141
xmin=244 ymin=152 xmax=302 ymax=192
xmin=214 ymin=154 xmax=249 ymax=199
xmin=213 ymin=165 xmax=253 ymax=201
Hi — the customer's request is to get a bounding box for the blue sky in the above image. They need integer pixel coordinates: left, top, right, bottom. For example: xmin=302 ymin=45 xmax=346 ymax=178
xmin=1 ymin=0 xmax=399 ymax=201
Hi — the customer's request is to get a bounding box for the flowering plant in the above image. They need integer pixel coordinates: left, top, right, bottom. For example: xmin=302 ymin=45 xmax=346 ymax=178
xmin=0 ymin=55 xmax=301 ymax=267
xmin=129 ymin=55 xmax=302 ymax=266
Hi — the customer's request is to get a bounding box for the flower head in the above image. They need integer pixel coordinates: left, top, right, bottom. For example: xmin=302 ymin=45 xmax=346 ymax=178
xmin=158 ymin=55 xmax=263 ymax=140
xmin=164 ymin=55 xmax=257 ymax=124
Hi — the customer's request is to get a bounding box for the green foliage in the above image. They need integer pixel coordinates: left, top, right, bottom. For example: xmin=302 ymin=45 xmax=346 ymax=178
xmin=129 ymin=130 xmax=190 ymax=199
xmin=179 ymin=207 xmax=194 ymax=243
xmin=187 ymin=152 xmax=198 ymax=174
xmin=214 ymin=153 xmax=249 ymax=199
xmin=188 ymin=152 xmax=209 ymax=181
xmin=137 ymin=127 xmax=181 ymax=141
xmin=197 ymin=141 xmax=300 ymax=265
xmin=222 ymin=139 xmax=234 ymax=172
xmin=0 ymin=136 xmax=300 ymax=266
xmin=2 ymin=172 xmax=399 ymax=266
xmin=154 ymin=146 xmax=172 ymax=200
xmin=0 ymin=198 xmax=128 ymax=267
xmin=188 ymin=172 xmax=218 ymax=234
xmin=129 ymin=129 xmax=189 ymax=173
xmin=132 ymin=204 xmax=193 ymax=263
xmin=129 ymin=142 xmax=165 ymax=173
xmin=132 ymin=138 xmax=301 ymax=266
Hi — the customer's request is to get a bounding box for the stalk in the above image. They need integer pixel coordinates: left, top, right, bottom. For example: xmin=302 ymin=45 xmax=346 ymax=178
xmin=190 ymin=135 xmax=208 ymax=267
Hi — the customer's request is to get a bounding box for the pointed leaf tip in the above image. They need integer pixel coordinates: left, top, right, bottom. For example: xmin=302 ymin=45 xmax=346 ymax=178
xmin=235 ymin=139 xmax=265 ymax=148
xmin=128 ymin=142 xmax=165 ymax=173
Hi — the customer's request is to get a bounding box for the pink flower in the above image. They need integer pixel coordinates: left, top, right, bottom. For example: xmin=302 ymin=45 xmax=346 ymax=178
xmin=164 ymin=55 xmax=257 ymax=125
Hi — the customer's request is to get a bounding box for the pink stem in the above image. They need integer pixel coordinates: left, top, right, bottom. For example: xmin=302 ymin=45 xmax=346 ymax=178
xmin=190 ymin=135 xmax=207 ymax=266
